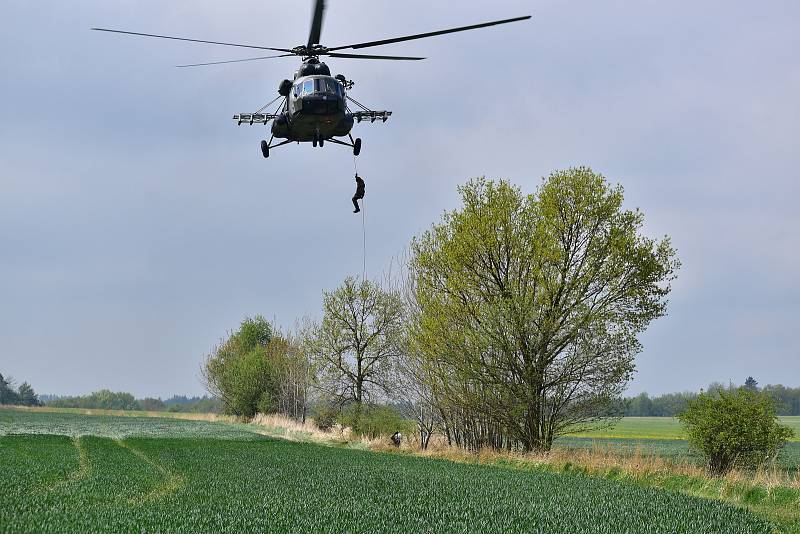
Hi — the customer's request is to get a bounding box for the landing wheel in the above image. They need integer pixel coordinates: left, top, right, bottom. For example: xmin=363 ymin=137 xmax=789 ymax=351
xmin=319 ymin=137 xmax=324 ymax=148
xmin=312 ymin=137 xmax=318 ymax=148
xmin=260 ymin=140 xmax=269 ymax=159
xmin=353 ymin=138 xmax=362 ymax=156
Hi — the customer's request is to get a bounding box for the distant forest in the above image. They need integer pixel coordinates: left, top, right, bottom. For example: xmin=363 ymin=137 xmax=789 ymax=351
xmin=42 ymin=391 xmax=221 ymax=413
xmin=1 ymin=370 xmax=221 ymax=413
xmin=622 ymin=378 xmax=800 ymax=416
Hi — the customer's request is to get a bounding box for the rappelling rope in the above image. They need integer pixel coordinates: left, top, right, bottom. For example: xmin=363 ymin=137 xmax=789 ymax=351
xmin=354 ymin=155 xmax=366 ymax=283
xmin=361 ymin=198 xmax=366 ymax=283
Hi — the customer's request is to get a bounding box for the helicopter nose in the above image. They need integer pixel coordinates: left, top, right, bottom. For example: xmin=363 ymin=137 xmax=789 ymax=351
xmin=302 ymin=95 xmax=341 ymax=115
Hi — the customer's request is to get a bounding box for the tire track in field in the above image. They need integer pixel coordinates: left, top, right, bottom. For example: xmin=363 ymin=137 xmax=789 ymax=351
xmin=113 ymin=439 xmax=185 ymax=504
xmin=42 ymin=436 xmax=91 ymax=492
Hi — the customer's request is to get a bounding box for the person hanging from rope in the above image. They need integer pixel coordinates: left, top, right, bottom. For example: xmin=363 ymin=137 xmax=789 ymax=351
xmin=352 ymin=174 xmax=365 ymax=213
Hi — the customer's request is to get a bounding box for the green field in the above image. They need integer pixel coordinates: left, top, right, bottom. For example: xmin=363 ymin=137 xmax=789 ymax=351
xmin=555 ymin=416 xmax=800 ymax=473
xmin=571 ymin=416 xmax=800 ymax=441
xmin=0 ymin=408 xmax=778 ymax=533
xmin=0 ymin=407 xmax=258 ymax=440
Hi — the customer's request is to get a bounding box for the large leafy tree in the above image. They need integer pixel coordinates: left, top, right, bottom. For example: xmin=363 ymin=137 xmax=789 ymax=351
xmin=202 ymin=316 xmax=277 ymax=418
xmin=306 ymin=276 xmax=405 ymax=406
xmin=410 ymin=169 xmax=679 ymax=451
xmin=203 ymin=316 xmax=310 ymax=420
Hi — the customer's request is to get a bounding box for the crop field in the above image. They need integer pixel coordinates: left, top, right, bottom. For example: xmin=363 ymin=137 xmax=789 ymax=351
xmin=571 ymin=416 xmax=800 ymax=441
xmin=0 ymin=408 xmax=777 ymax=533
xmin=0 ymin=407 xmax=260 ymax=440
xmin=556 ymin=436 xmax=800 ymax=472
xmin=555 ymin=416 xmax=800 ymax=472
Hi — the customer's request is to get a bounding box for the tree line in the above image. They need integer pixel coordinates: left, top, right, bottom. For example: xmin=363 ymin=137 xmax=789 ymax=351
xmin=2 ymin=370 xmax=219 ymax=413
xmin=0 ymin=372 xmax=41 ymax=407
xmin=204 ymin=168 xmax=681 ymax=452
xmin=45 ymin=391 xmax=220 ymax=413
xmin=624 ymin=378 xmax=800 ymax=417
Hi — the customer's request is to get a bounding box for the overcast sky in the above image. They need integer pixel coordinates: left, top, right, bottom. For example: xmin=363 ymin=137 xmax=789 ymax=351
xmin=1 ymin=1 xmax=798 ymax=398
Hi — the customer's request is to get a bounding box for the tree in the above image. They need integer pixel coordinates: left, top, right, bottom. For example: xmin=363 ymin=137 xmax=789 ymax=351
xmin=761 ymin=384 xmax=800 ymax=416
xmin=139 ymin=397 xmax=166 ymax=411
xmin=410 ymin=170 xmax=679 ymax=451
xmin=306 ymin=276 xmax=405 ymax=407
xmin=202 ymin=316 xmax=278 ymax=418
xmin=0 ymin=373 xmax=20 ymax=405
xmin=17 ymin=382 xmax=40 ymax=407
xmin=744 ymin=376 xmax=759 ymax=392
xmin=627 ymin=393 xmax=654 ymax=416
xmin=47 ymin=390 xmax=140 ymax=410
xmin=203 ymin=316 xmax=311 ymax=420
xmin=269 ymin=333 xmax=313 ymax=422
xmin=678 ymin=388 xmax=794 ymax=475
xmin=392 ymin=342 xmax=440 ymax=450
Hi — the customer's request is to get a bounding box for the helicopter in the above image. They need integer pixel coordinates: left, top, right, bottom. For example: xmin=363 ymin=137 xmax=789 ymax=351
xmin=93 ymin=1 xmax=530 ymax=159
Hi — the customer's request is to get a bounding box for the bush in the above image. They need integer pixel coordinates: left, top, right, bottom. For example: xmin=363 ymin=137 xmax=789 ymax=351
xmin=338 ymin=404 xmax=414 ymax=440
xmin=312 ymin=404 xmax=339 ymax=431
xmin=678 ymin=388 xmax=795 ymax=475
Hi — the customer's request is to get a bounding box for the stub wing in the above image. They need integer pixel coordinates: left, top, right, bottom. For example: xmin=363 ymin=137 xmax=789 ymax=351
xmin=233 ymin=113 xmax=281 ymax=125
xmin=351 ymin=111 xmax=391 ymax=123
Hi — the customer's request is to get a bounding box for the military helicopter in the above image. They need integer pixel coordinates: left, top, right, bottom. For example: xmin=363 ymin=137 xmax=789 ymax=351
xmin=93 ymin=1 xmax=530 ymax=159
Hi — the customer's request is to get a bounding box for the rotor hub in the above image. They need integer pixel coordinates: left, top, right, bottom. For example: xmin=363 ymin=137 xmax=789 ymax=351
xmin=293 ymin=44 xmax=329 ymax=58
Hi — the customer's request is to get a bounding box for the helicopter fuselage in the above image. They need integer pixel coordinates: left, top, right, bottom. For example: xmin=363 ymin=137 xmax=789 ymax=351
xmin=271 ymin=74 xmax=354 ymax=142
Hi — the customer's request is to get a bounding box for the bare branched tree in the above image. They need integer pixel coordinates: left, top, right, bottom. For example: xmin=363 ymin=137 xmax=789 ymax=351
xmin=305 ymin=276 xmax=405 ymax=406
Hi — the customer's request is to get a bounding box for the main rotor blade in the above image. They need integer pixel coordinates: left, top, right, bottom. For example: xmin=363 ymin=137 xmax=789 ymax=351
xmin=91 ymin=28 xmax=293 ymax=53
xmin=328 ymin=52 xmax=425 ymax=61
xmin=176 ymin=54 xmax=294 ymax=68
xmin=307 ymin=0 xmax=326 ymax=48
xmin=327 ymin=15 xmax=531 ymax=51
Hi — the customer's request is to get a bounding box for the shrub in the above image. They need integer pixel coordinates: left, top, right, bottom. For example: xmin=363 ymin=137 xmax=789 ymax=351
xmin=678 ymin=388 xmax=794 ymax=475
xmin=338 ymin=404 xmax=414 ymax=440
xmin=312 ymin=404 xmax=339 ymax=431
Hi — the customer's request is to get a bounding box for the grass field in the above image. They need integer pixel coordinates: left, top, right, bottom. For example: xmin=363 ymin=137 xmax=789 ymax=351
xmin=0 ymin=406 xmax=257 ymax=440
xmin=556 ymin=416 xmax=800 ymax=473
xmin=571 ymin=416 xmax=800 ymax=441
xmin=0 ymin=407 xmax=779 ymax=533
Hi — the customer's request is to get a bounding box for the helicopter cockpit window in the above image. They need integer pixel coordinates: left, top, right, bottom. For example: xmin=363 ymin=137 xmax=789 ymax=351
xmin=326 ymin=79 xmax=339 ymax=95
xmin=293 ymin=83 xmax=302 ymax=97
xmin=302 ymin=79 xmax=314 ymax=95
